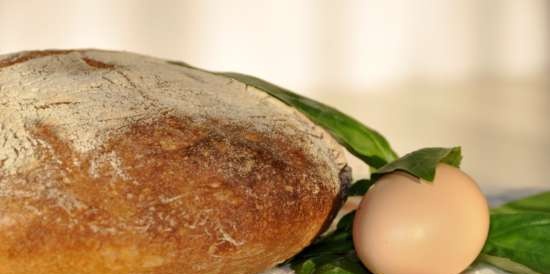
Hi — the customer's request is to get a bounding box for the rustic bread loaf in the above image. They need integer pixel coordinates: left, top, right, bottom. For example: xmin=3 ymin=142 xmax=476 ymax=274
xmin=0 ymin=50 xmax=350 ymax=274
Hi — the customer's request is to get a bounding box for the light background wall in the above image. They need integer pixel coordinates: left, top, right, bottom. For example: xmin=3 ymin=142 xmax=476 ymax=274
xmin=1 ymin=0 xmax=548 ymax=197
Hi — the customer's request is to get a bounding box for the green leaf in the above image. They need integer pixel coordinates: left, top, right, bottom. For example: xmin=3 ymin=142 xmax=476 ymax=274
xmin=372 ymin=147 xmax=462 ymax=182
xmin=291 ymin=253 xmax=371 ymax=274
xmin=295 ymin=211 xmax=357 ymax=259
xmin=167 ymin=60 xmax=398 ymax=168
xmin=219 ymin=72 xmax=398 ymax=168
xmin=294 ymin=259 xmax=317 ymax=274
xmin=480 ymin=212 xmax=550 ymax=274
xmin=314 ymin=254 xmax=370 ymax=274
xmin=288 ymin=214 xmax=356 ymax=270
xmin=295 ymin=231 xmax=354 ymax=259
xmin=336 ymin=211 xmax=356 ymax=232
xmin=492 ymin=191 xmax=550 ymax=214
xmin=347 ymin=179 xmax=374 ymax=196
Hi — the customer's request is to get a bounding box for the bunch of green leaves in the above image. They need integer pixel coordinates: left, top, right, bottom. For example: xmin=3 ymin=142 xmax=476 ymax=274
xmin=479 ymin=192 xmax=550 ymax=274
xmin=168 ymin=61 xmax=550 ymax=274
xmin=288 ymin=212 xmax=370 ymax=274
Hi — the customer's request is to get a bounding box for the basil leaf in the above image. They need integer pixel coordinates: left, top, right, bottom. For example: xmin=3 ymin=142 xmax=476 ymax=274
xmin=168 ymin=60 xmax=398 ymax=168
xmin=372 ymin=147 xmax=462 ymax=182
xmin=481 ymin=212 xmax=550 ymax=274
xmin=295 ymin=231 xmax=354 ymax=260
xmin=347 ymin=180 xmax=373 ymax=196
xmin=219 ymin=72 xmax=398 ymax=168
xmin=314 ymin=253 xmax=371 ymax=274
xmin=336 ymin=211 xmax=356 ymax=232
xmin=289 ymin=212 xmax=357 ymax=270
xmin=294 ymin=259 xmax=317 ymax=274
xmin=492 ymin=191 xmax=550 ymax=214
xmin=298 ymin=211 xmax=356 ymax=257
xmin=291 ymin=252 xmax=371 ymax=274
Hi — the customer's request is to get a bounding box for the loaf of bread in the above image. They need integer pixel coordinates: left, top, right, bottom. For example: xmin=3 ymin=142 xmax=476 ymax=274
xmin=0 ymin=50 xmax=351 ymax=274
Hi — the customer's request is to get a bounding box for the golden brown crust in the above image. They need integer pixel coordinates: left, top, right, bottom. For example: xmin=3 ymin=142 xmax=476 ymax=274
xmin=0 ymin=116 xmax=342 ymax=274
xmin=0 ymin=49 xmax=349 ymax=274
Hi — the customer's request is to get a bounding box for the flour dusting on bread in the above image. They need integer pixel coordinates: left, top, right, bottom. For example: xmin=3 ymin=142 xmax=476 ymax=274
xmin=0 ymin=50 xmax=345 ymax=179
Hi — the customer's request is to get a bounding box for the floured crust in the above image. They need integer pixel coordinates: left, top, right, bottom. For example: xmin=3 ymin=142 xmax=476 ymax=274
xmin=0 ymin=50 xmax=350 ymax=274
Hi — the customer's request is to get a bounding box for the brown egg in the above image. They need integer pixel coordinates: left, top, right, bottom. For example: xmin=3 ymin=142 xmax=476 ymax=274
xmin=353 ymin=164 xmax=490 ymax=274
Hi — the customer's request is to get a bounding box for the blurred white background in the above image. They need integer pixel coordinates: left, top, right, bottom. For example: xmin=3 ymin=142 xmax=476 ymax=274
xmin=0 ymin=0 xmax=548 ymax=197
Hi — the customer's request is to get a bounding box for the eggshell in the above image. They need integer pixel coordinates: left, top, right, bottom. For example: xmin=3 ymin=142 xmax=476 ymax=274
xmin=353 ymin=164 xmax=490 ymax=274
